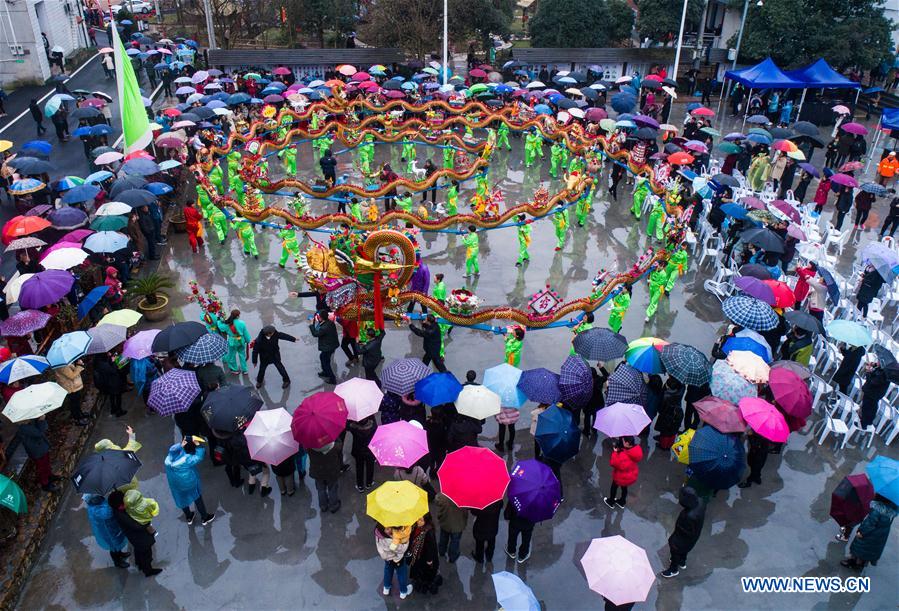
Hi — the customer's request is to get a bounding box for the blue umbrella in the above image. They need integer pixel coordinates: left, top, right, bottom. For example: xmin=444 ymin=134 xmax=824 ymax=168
xmin=72 ymin=126 xmax=92 ymax=137
xmin=414 ymin=372 xmax=462 ymax=406
xmin=22 ymin=140 xmax=52 ymax=156
xmin=605 ymin=363 xmax=646 ymax=406
xmin=860 ymin=182 xmax=888 ymax=197
xmin=0 ymin=355 xmax=50 ymax=384
xmin=85 ymin=170 xmax=114 ymax=184
xmin=47 ymin=330 xmax=92 ymax=367
xmin=90 ymin=124 xmax=113 ymax=137
xmin=688 ymin=426 xmax=745 ymax=490
xmin=745 ymin=132 xmax=772 ymax=145
xmin=122 ymin=158 xmax=161 ymax=176
xmin=610 ymin=93 xmax=636 ymax=114
xmin=206 ymin=100 xmax=228 ymax=109
xmin=815 ymin=267 xmax=840 ymax=303
xmin=559 ymin=355 xmax=593 ymax=408
xmin=144 ymin=182 xmax=174 ymax=195
xmin=159 ymin=159 xmax=182 ymax=171
xmin=62 ymin=184 xmax=101 ymax=204
xmin=723 ymin=336 xmax=771 ymax=363
xmin=825 ymin=320 xmax=872 ymax=348
xmin=492 ymin=571 xmax=540 ymax=611
xmin=535 ymin=405 xmax=580 ymax=463
xmin=866 ymin=456 xmax=899 ymax=505
xmin=720 ymin=203 xmax=750 ymax=220
xmin=533 ymin=103 xmax=552 ymax=115
xmin=517 ymin=368 xmax=561 ymax=404
xmin=483 ymin=363 xmax=526 ymax=408
xmin=83 ymin=231 xmax=129 ymax=253
xmin=77 ymin=285 xmax=110 ymax=319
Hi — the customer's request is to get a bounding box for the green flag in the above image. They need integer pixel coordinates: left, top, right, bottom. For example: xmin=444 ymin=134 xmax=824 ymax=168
xmin=112 ymin=21 xmax=152 ymax=154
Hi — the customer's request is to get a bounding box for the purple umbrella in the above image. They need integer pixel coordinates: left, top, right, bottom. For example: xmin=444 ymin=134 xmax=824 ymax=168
xmin=559 ymin=355 xmax=593 ymax=408
xmin=147 ymin=368 xmax=201 ymax=416
xmin=734 ymin=276 xmax=776 ymax=304
xmin=381 ymin=358 xmax=432 ymax=396
xmin=0 ymin=309 xmax=51 ymax=336
xmin=830 ymin=173 xmax=858 ymax=188
xmin=633 ymin=114 xmax=659 ymax=129
xmin=840 ymin=122 xmax=868 ymax=136
xmin=48 ymin=207 xmax=88 ymax=230
xmin=24 ymin=205 xmax=53 ymax=217
xmin=18 ymin=270 xmax=75 ymax=309
xmin=594 ymin=402 xmax=650 ymax=437
xmin=122 ymin=329 xmax=160 ymax=360
xmin=798 ymin=162 xmax=819 ymax=178
xmin=508 ymin=459 xmax=562 ymax=522
xmin=517 ymin=368 xmax=561 ymax=404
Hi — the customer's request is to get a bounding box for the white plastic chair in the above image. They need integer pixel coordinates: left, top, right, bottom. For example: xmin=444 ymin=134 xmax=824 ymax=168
xmin=698 ymin=235 xmax=722 ymax=268
xmin=815 ymin=400 xmax=850 ymax=448
xmin=845 ymin=413 xmax=876 ymax=449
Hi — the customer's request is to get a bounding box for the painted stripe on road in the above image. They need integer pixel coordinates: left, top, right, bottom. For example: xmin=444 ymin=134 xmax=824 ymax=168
xmin=0 ymin=53 xmax=102 ymax=135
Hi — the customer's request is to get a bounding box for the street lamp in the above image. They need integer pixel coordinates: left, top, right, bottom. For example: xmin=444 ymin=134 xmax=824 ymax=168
xmin=442 ymin=0 xmax=448 ymax=86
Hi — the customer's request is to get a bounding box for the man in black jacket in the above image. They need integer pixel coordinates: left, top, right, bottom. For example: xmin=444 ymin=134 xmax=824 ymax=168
xmin=409 ymin=314 xmax=446 ymax=372
xmin=359 ymin=328 xmax=385 ymax=386
xmin=252 ymin=324 xmax=296 ymax=389
xmin=310 ymin=309 xmax=339 ymax=384
xmin=319 ymin=149 xmax=337 ymax=185
xmin=137 ymin=206 xmax=158 ymax=260
xmin=29 ymin=99 xmax=47 ymax=135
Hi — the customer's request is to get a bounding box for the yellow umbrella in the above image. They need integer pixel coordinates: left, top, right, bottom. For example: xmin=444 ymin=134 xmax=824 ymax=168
xmin=98 ymin=308 xmax=142 ymax=328
xmin=366 ymin=481 xmax=428 ymax=527
xmin=726 ymin=350 xmax=770 ymax=384
xmin=0 ymin=140 xmax=13 ymax=153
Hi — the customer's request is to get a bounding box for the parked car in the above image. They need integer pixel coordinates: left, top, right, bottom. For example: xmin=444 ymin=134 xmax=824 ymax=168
xmin=112 ymin=1 xmax=153 ymax=14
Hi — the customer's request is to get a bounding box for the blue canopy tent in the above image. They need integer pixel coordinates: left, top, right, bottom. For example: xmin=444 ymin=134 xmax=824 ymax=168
xmin=720 ymin=58 xmax=806 ymax=128
xmin=785 ymin=59 xmax=861 ymax=119
xmin=865 ymin=108 xmax=899 ymax=173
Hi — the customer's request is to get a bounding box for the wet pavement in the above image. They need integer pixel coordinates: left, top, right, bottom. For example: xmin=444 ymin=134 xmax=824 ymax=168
xmin=14 ymin=119 xmax=899 ymax=610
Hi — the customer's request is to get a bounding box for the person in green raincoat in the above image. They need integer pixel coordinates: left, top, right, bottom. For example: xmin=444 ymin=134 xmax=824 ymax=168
xmin=349 ymin=197 xmax=365 ymax=221
xmin=569 ymin=311 xmax=594 ymax=355
xmin=229 ymin=174 xmax=246 ymax=207
xmin=227 ymin=151 xmax=241 ymax=175
xmin=395 ymin=191 xmax=414 ymax=214
xmin=646 ymin=195 xmax=666 ymax=241
xmin=443 ymin=146 xmax=454 ymax=170
xmin=359 ymin=133 xmax=375 ymax=167
xmin=516 ymin=214 xmax=531 ymax=266
xmin=560 ymin=145 xmax=571 ymax=172
xmin=445 ymin=181 xmax=459 ymax=215
xmin=217 ymin=309 xmax=251 ymax=374
xmin=431 ymin=273 xmax=452 ymax=352
xmin=123 ymin=489 xmax=159 ymax=525
xmin=608 ymin=285 xmax=631 ymax=333
xmin=196 ymin=184 xmax=213 ymax=219
xmin=631 ymin=175 xmax=650 ymax=218
xmin=209 ymin=206 xmax=229 ymax=243
xmin=278 ymin=225 xmax=300 ymax=268
xmin=747 ymin=151 xmax=771 ymax=191
xmin=504 ymin=326 xmax=524 ymax=366
xmin=279 ymin=145 xmax=297 ymax=177
xmin=576 ymin=182 xmax=595 ymax=227
xmin=664 ymin=246 xmax=689 ymax=293
xmin=291 ymin=192 xmax=309 ymax=218
xmin=645 ymin=263 xmax=667 ymax=322
xmin=496 ymin=122 xmax=511 ymax=150
xmin=232 ymin=218 xmax=258 ymax=258
xmin=475 ymin=174 xmax=489 ymax=198
xmin=552 ymin=205 xmax=569 ymax=251
xmin=524 ymin=131 xmax=540 ymax=168
xmin=462 ymin=225 xmax=479 ymax=277
xmin=568 ymin=152 xmax=585 ymax=175
xmin=549 ymin=142 xmax=564 ymax=178
xmin=208 ymin=163 xmax=224 ymax=194
xmin=316 ymin=132 xmax=334 ymax=158
xmin=401 ymin=136 xmax=416 ymax=172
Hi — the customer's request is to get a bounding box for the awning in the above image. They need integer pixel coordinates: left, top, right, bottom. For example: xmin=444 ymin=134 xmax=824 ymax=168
xmin=785 ymin=59 xmax=860 ymax=89
xmin=724 ymin=57 xmax=805 ymax=90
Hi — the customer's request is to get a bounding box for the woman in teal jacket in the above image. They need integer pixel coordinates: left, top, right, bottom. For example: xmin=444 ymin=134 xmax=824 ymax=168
xmin=164 ymin=438 xmax=215 ymax=526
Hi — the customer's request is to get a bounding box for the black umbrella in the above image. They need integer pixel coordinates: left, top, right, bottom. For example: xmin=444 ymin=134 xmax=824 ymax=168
xmin=568 ymin=71 xmax=588 ymax=82
xmin=738 ymin=263 xmax=774 ymax=280
xmin=872 ymin=344 xmax=899 ymax=384
xmin=70 ymin=107 xmax=101 ymax=120
xmin=109 ymin=176 xmax=147 ymax=197
xmin=634 ymin=127 xmax=658 ymax=140
xmin=792 ymin=121 xmax=819 ymax=137
xmin=191 ymin=107 xmax=215 ymax=121
xmin=557 ymin=98 xmax=578 ymax=110
xmin=641 ymin=79 xmax=661 ymax=90
xmin=579 ymin=87 xmax=598 ymax=100
xmin=116 ymin=188 xmax=157 ymax=208
xmin=784 ymin=310 xmax=824 ymax=334
xmin=152 ymin=321 xmax=208 ymax=353
xmin=712 ymin=173 xmax=740 ymax=188
xmin=664 ymin=142 xmax=683 ymax=154
xmin=381 ymin=80 xmax=403 ymax=91
xmin=769 ymin=127 xmax=794 ymax=140
xmin=179 ymin=112 xmax=201 ymax=123
xmin=9 ymin=157 xmax=54 ymax=175
xmin=572 ymin=327 xmax=628 ymax=361
xmin=71 ymin=450 xmax=142 ymax=495
xmin=740 ymin=227 xmax=785 ymax=254
xmin=662 ymin=78 xmax=678 ymax=87
xmin=202 ymin=385 xmax=263 ymax=432
xmin=18 ymin=148 xmax=50 ymax=159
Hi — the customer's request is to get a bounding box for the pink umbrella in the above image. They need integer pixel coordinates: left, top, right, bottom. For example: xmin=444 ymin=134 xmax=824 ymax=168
xmin=787 ymin=223 xmax=807 ymax=241
xmin=246 ymin=408 xmax=299 ymax=465
xmin=272 ymin=67 xmax=291 ymax=76
xmin=437 ymin=446 xmax=509 ymax=509
xmin=351 ymin=71 xmax=370 ymax=82
xmin=61 ymin=229 xmax=94 ymax=243
xmin=840 ymin=122 xmax=868 ymax=136
xmin=290 ymin=392 xmax=348 ymax=449
xmin=738 ymin=397 xmax=789 ymax=442
xmin=383 ymin=90 xmax=405 ymax=99
xmin=122 ymin=329 xmax=160 ymax=359
xmin=39 ymin=241 xmax=82 ymax=259
xmin=769 ymin=199 xmax=800 ymax=223
xmin=580 ymin=535 xmax=656 ymax=605
xmin=368 ymin=420 xmax=428 ymax=468
xmin=830 ymin=173 xmax=858 ymax=188
xmin=832 ymin=105 xmax=850 ymax=114
xmin=593 ymin=402 xmax=650 ymax=437
xmin=740 ymin=196 xmax=766 ymax=210
xmin=334 ymin=377 xmax=383 ymax=422
xmin=768 ymin=367 xmax=812 ymax=419
xmin=694 ymin=396 xmax=747 ymax=433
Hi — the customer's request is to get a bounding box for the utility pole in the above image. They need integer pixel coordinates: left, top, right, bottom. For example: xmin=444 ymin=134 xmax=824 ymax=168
xmin=732 ymin=0 xmax=750 ymax=69
xmin=672 ymin=0 xmax=689 ymax=80
xmin=442 ymin=0 xmax=448 ymax=86
xmin=202 ymin=0 xmax=217 ymax=49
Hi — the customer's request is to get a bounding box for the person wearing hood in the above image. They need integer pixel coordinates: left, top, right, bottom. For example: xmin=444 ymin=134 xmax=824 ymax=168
xmin=605 ymin=436 xmax=643 ymax=508
xmin=855 ymin=264 xmax=886 ymax=317
xmin=83 ymin=493 xmax=130 ymax=568
xmin=164 ymin=437 xmax=215 ymax=526
xmin=109 ymin=489 xmax=161 ymax=577
xmin=104 ymin=266 xmax=125 ymax=307
xmin=661 ymin=485 xmax=707 ymax=578
xmin=251 ymin=324 xmax=296 ymax=389
xmin=842 ymin=495 xmax=898 ymax=570
xmin=308 ymin=438 xmax=344 ymax=513
xmin=859 ymin=357 xmax=889 ymax=428
xmin=375 ymin=523 xmax=413 ymax=598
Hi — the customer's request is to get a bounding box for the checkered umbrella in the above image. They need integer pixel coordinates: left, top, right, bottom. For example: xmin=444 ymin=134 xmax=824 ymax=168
xmin=0 ymin=309 xmax=51 ymax=336
xmin=174 ymin=332 xmax=228 ymax=365
xmin=147 ymin=369 xmax=201 ymax=416
xmin=559 ymin=355 xmax=593 ymax=408
xmin=381 ymin=358 xmax=431 ymax=396
xmin=710 ymin=359 xmax=758 ymax=404
xmin=660 ymin=343 xmax=712 ymax=386
xmin=721 ymin=295 xmax=779 ymax=331
xmin=572 ymin=327 xmax=628 ymax=361
xmin=517 ymin=368 xmax=561 ymax=405
xmin=605 ymin=363 xmax=646 ymax=406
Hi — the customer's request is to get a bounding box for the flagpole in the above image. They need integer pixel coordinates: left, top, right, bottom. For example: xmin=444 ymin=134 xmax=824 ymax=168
xmin=442 ymin=0 xmax=448 ymax=86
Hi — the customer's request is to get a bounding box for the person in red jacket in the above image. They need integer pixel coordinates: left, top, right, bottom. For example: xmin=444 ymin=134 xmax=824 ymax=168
xmin=182 ymin=199 xmax=205 ymax=254
xmin=604 ymin=436 xmax=643 ymax=509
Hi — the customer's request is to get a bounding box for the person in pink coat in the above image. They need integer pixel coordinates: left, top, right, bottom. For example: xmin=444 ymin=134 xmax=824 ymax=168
xmin=604 ymin=436 xmax=643 ymax=509
xmin=494 ymin=407 xmax=520 ymax=452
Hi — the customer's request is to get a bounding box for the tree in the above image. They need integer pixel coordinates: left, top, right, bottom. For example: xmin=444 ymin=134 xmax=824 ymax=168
xmin=635 ymin=0 xmax=703 ymax=45
xmin=731 ymin=0 xmax=894 ymax=70
xmin=180 ymin=0 xmax=275 ymax=49
xmin=285 ymin=0 xmax=356 ymax=48
xmin=528 ymin=0 xmax=635 ymax=48
xmin=448 ymin=0 xmax=513 ymax=48
xmin=361 ymin=0 xmax=441 ymax=59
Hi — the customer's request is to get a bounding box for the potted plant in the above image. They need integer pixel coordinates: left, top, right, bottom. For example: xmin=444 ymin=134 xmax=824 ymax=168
xmin=169 ymin=206 xmax=187 ymax=233
xmin=127 ymin=273 xmax=175 ymax=322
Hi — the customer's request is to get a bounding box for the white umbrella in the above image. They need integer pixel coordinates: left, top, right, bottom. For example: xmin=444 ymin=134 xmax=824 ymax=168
xmin=95 ymin=201 xmax=133 ymax=216
xmin=525 ymin=81 xmax=545 ymax=89
xmin=245 ymin=407 xmax=299 ymax=465
xmin=580 ymin=535 xmax=655 ymax=605
xmin=2 ymin=382 xmax=67 ymax=422
xmin=40 ymin=247 xmax=88 ymax=270
xmin=334 ymin=377 xmax=383 ymax=422
xmin=455 ymin=385 xmax=501 ymax=419
xmin=3 ymin=272 xmax=32 ymax=304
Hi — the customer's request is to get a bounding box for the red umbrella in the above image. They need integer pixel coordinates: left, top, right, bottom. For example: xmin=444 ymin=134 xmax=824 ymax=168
xmin=585 ymin=107 xmax=607 ymax=122
xmin=469 ymin=68 xmax=487 ymax=79
xmin=162 ymin=108 xmax=182 ymax=118
xmin=644 ymin=74 xmax=663 ymax=82
xmin=290 ymin=392 xmax=348 ymax=449
xmin=768 ymin=367 xmax=812 ymax=419
xmin=272 ymin=67 xmax=291 ymax=76
xmin=761 ymin=280 xmax=796 ymax=308
xmin=437 ymin=446 xmax=510 ymax=509
xmin=691 ymin=106 xmax=715 ymax=117
xmin=693 ymin=396 xmax=746 ymax=433
xmin=830 ymin=474 xmax=875 ymax=527
xmin=2 ymin=216 xmax=51 ymax=244
xmin=769 ymin=199 xmax=800 ymax=223
xmin=667 ymin=152 xmax=695 ymax=165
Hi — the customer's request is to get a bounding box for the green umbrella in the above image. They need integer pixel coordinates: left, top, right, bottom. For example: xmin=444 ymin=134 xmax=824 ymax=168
xmin=719 ymin=142 xmax=743 ymax=154
xmin=469 ymin=83 xmax=489 ymax=95
xmin=700 ymin=127 xmax=720 ymax=137
xmin=0 ymin=474 xmax=27 ymax=514
xmin=244 ymin=72 xmax=262 ymax=81
xmin=90 ymin=215 xmax=128 ymax=231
